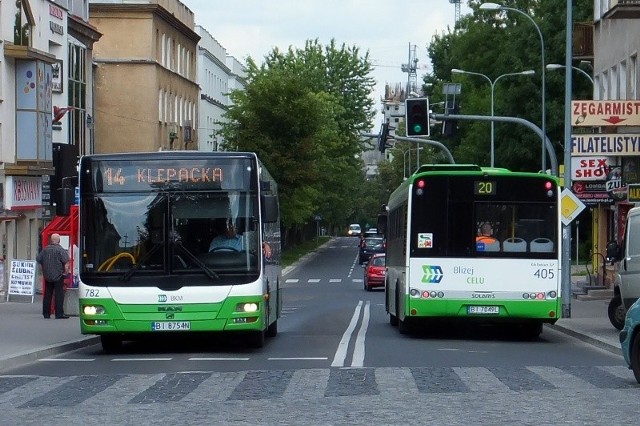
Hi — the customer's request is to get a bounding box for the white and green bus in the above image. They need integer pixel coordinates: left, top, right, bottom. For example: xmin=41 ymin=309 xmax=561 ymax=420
xmin=384 ymin=164 xmax=561 ymax=338
xmin=74 ymin=151 xmax=280 ymax=351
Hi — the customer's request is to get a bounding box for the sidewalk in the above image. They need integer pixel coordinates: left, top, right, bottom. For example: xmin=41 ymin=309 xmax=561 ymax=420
xmin=0 ymin=276 xmax=623 ymax=372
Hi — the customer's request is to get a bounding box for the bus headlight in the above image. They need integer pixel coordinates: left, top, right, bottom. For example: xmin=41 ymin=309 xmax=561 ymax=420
xmin=236 ymin=303 xmax=259 ymax=313
xmin=83 ymin=305 xmax=105 ymax=315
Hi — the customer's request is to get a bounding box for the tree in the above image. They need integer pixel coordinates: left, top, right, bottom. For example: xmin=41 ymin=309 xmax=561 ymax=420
xmin=425 ymin=0 xmax=593 ymax=171
xmin=218 ymin=39 xmax=376 ymax=245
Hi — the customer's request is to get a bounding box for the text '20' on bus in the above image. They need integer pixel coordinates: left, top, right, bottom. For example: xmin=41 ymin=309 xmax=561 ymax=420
xmin=62 ymin=151 xmax=281 ymax=351
xmin=384 ymin=164 xmax=561 ymax=338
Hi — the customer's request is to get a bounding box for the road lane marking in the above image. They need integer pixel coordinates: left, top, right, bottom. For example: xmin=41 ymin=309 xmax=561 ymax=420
xmin=331 ymin=300 xmax=363 ymax=367
xmin=188 ymin=357 xmax=250 ymax=361
xmin=268 ymin=357 xmax=328 ymax=361
xmin=351 ymin=301 xmax=370 ymax=367
xmin=39 ymin=359 xmax=95 ymax=362
xmin=285 ymin=279 xmax=299 ymax=283
xmin=329 ymin=279 xmax=341 ymax=283
xmin=111 ymin=358 xmax=172 ymax=362
xmin=308 ymin=279 xmax=321 ymax=283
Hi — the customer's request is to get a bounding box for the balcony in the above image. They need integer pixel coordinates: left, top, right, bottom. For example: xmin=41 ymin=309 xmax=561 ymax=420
xmin=573 ymin=23 xmax=593 ymax=60
xmin=603 ymin=0 xmax=640 ymax=19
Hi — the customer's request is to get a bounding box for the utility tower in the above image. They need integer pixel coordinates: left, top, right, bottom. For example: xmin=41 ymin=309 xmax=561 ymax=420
xmin=401 ymin=43 xmax=419 ymax=97
xmin=449 ymin=0 xmax=461 ymax=25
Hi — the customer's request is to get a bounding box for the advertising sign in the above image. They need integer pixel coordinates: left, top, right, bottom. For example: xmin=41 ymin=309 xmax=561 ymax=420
xmin=572 ymin=181 xmax=614 ymax=206
xmin=571 ymin=156 xmax=613 ymax=181
xmin=606 ymin=166 xmax=627 ymax=201
xmin=628 ymin=184 xmax=640 ymax=203
xmin=5 ymin=176 xmax=42 ymax=209
xmin=572 ymin=100 xmax=640 ymax=126
xmin=8 ymin=260 xmax=36 ymax=300
xmin=571 ymin=133 xmax=640 ymax=156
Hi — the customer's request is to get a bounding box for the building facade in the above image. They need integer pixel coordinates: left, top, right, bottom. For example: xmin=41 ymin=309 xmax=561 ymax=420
xmin=89 ymin=0 xmax=200 ymax=152
xmin=195 ymin=25 xmax=246 ymax=152
xmin=587 ymin=1 xmax=640 ymax=284
xmin=1 ymin=0 xmax=100 ymax=297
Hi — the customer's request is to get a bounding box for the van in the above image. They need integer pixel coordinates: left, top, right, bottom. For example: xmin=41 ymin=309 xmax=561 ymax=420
xmin=606 ymin=206 xmax=640 ymax=330
xmin=347 ymin=223 xmax=361 ymax=237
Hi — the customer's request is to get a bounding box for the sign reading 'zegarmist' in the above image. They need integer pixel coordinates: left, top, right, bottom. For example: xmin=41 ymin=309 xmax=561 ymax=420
xmin=572 ymin=100 xmax=640 ymax=126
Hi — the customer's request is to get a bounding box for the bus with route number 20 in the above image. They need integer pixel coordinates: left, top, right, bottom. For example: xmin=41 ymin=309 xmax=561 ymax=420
xmin=71 ymin=151 xmax=280 ymax=351
xmin=384 ymin=164 xmax=561 ymax=338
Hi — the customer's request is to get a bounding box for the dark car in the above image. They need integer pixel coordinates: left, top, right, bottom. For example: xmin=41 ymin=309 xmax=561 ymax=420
xmin=359 ymin=236 xmax=385 ymax=264
xmin=363 ymin=253 xmax=386 ymax=291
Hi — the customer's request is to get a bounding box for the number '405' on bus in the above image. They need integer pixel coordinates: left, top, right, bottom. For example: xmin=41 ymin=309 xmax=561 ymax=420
xmin=62 ymin=151 xmax=281 ymax=352
xmin=383 ymin=164 xmax=561 ymax=339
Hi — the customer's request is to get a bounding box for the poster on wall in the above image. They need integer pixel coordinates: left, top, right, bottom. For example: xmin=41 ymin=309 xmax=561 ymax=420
xmin=7 ymin=259 xmax=36 ymax=302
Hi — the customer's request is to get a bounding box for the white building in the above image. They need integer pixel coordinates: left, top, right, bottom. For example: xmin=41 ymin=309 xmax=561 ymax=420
xmin=195 ymin=25 xmax=246 ymax=152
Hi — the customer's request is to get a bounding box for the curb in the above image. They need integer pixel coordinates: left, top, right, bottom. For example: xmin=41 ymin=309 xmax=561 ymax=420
xmin=282 ymin=238 xmax=334 ymax=277
xmin=547 ymin=323 xmax=621 ymax=356
xmin=0 ymin=336 xmax=100 ymax=373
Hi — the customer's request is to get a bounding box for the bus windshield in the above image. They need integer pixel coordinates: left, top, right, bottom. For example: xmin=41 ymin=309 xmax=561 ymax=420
xmin=81 ymin=190 xmax=260 ymax=286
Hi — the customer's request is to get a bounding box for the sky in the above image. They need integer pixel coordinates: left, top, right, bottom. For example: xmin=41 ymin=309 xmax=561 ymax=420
xmin=181 ymin=0 xmax=472 ymax=129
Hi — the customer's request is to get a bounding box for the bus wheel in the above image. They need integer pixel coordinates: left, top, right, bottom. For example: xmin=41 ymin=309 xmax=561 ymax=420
xmin=398 ymin=318 xmax=411 ymax=335
xmin=526 ymin=322 xmax=543 ymax=339
xmin=389 ymin=313 xmax=399 ymax=326
xmin=608 ymin=295 xmax=626 ymax=331
xmin=389 ymin=286 xmax=399 ymax=326
xmin=249 ymin=330 xmax=265 ymax=348
xmin=100 ymin=335 xmax=122 ymax=353
xmin=265 ymin=320 xmax=278 ymax=338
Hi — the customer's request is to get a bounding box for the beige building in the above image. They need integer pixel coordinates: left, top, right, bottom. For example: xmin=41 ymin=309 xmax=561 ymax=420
xmin=89 ymin=0 xmax=200 ymax=153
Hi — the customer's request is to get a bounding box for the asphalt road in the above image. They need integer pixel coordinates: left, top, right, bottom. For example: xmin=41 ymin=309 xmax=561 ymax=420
xmin=1 ymin=237 xmax=637 ymax=424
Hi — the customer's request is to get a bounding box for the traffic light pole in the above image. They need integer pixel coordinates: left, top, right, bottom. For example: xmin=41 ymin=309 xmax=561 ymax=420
xmin=432 ymin=113 xmax=558 ymax=176
xmin=391 ymin=135 xmax=455 ymax=164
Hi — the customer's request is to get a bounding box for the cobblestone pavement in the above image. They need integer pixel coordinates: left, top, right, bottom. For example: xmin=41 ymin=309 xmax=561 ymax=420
xmin=1 ymin=366 xmax=639 ymax=425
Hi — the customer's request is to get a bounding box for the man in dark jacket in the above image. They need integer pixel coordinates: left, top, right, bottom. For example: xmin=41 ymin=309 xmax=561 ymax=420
xmin=36 ymin=233 xmax=70 ymax=319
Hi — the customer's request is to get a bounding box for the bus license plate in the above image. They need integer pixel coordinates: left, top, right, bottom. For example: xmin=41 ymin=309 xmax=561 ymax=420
xmin=152 ymin=321 xmax=191 ymax=331
xmin=467 ymin=306 xmax=500 ymax=315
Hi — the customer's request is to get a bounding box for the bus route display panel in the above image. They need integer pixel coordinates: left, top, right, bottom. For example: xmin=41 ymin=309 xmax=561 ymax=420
xmin=84 ymin=158 xmax=254 ymax=193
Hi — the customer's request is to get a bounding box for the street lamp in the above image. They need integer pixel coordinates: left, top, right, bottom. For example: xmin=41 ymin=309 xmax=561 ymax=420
xmin=451 ymin=68 xmax=535 ymax=167
xmin=546 ymin=63 xmax=594 ymax=85
xmin=404 ymin=147 xmax=423 ymax=179
xmin=480 ymin=2 xmax=547 ymax=172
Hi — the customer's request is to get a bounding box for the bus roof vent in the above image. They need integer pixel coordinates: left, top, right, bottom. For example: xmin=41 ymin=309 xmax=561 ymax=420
xmin=416 ymin=164 xmax=482 ymax=173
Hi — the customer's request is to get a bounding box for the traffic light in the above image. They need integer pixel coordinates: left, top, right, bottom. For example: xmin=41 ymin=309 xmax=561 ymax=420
xmin=377 ymin=122 xmax=390 ymax=153
xmin=442 ymin=101 xmax=459 ymax=137
xmin=405 ymin=98 xmax=430 ymax=137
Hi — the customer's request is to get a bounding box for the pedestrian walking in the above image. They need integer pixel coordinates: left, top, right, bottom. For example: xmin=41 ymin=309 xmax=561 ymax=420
xmin=36 ymin=233 xmax=70 ymax=319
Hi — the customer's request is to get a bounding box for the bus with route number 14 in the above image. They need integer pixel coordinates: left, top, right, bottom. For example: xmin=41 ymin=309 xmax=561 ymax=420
xmin=60 ymin=151 xmax=281 ymax=351
xmin=383 ymin=164 xmax=561 ymax=338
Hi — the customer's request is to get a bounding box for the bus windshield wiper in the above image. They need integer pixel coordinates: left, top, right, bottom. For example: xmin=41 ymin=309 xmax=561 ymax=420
xmin=120 ymin=243 xmax=163 ymax=281
xmin=173 ymin=241 xmax=220 ymax=281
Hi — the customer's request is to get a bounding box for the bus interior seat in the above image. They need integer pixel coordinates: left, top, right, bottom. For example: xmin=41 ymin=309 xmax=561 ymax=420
xmin=502 ymin=237 xmax=527 ymax=252
xmin=530 ymin=238 xmax=554 ymax=253
xmin=482 ymin=241 xmax=501 ymax=252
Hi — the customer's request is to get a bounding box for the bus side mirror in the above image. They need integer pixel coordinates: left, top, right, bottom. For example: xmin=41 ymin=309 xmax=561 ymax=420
xmin=261 ymin=194 xmax=278 ymax=223
xmin=55 ymin=187 xmax=73 ymax=216
xmin=606 ymin=240 xmax=620 ymax=264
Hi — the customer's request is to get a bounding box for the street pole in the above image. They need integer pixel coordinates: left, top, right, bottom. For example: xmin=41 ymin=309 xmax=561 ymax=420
xmin=452 ymin=68 xmax=534 ymax=167
xmin=480 ymin=3 xmax=546 ymax=171
xmin=561 ymin=0 xmax=574 ymax=318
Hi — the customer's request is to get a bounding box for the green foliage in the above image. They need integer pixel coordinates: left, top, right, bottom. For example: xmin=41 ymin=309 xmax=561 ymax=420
xmin=218 ymin=39 xmax=376 ymax=238
xmin=425 ymin=0 xmax=593 ymax=172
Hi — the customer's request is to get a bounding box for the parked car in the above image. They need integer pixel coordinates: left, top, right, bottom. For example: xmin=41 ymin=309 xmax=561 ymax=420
xmin=359 ymin=236 xmax=385 ymax=264
xmin=347 ymin=223 xmax=361 ymax=237
xmin=620 ymin=298 xmax=640 ymax=384
xmin=606 ymin=206 xmax=640 ymax=330
xmin=363 ymin=253 xmax=386 ymax=291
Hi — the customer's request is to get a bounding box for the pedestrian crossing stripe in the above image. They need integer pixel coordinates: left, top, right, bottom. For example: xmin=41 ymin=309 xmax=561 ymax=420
xmin=1 ymin=365 xmax=637 ymax=408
